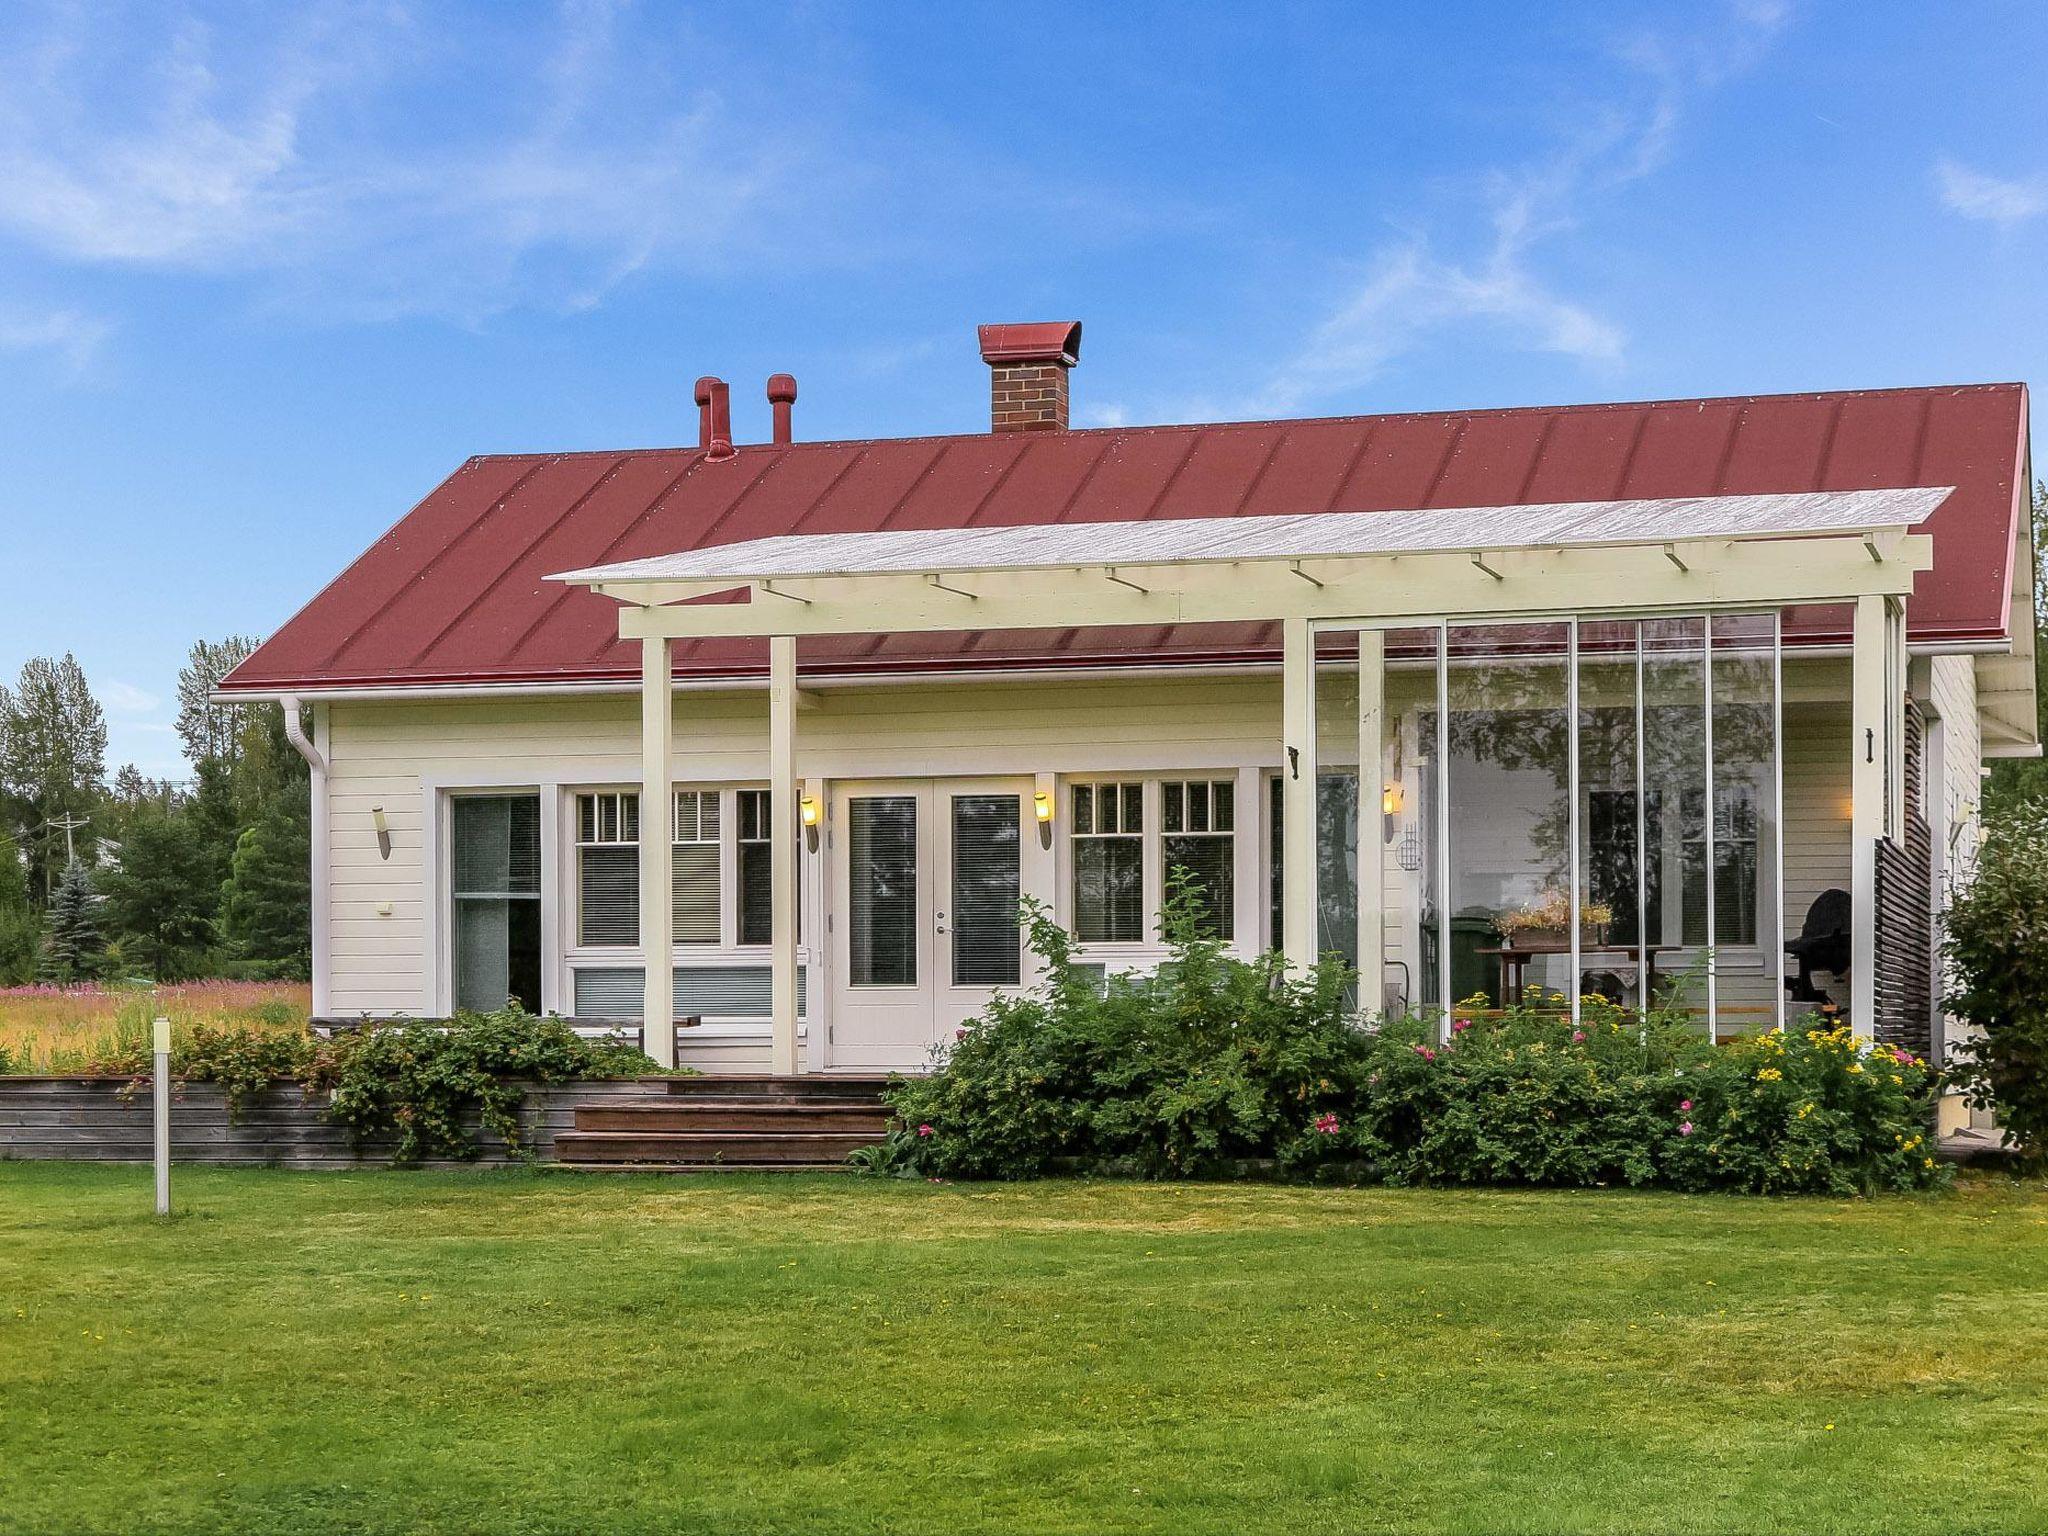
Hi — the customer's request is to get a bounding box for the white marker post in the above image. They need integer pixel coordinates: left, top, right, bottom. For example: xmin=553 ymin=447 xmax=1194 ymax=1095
xmin=152 ymin=1015 xmax=171 ymax=1218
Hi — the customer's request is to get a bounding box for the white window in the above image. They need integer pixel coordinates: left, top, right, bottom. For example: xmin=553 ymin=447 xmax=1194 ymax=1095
xmin=1071 ymin=782 xmax=1143 ymax=943
xmin=1161 ymin=778 xmax=1234 ymax=939
xmin=573 ymin=788 xmax=753 ymax=949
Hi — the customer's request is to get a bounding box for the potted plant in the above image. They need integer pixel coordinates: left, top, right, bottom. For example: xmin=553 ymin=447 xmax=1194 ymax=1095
xmin=1497 ymin=890 xmax=1612 ymax=950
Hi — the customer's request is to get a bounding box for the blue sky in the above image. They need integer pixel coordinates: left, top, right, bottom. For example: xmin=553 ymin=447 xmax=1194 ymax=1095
xmin=0 ymin=0 xmax=2041 ymax=777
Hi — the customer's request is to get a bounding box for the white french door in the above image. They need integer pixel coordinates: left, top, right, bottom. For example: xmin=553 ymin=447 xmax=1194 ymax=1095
xmin=827 ymin=779 xmax=1038 ymax=1071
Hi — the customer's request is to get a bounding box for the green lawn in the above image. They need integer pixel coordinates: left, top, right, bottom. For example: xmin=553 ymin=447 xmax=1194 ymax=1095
xmin=3 ymin=1166 xmax=2046 ymax=1536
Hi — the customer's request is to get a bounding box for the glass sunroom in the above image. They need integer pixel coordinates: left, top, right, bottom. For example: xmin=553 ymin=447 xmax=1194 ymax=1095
xmin=556 ymin=487 xmax=1937 ymax=1070
xmin=1298 ymin=611 xmax=1864 ymax=1038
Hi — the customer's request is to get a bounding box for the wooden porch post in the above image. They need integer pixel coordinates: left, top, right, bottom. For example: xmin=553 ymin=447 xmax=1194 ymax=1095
xmin=1356 ymin=628 xmax=1386 ymax=1013
xmin=1849 ymin=594 xmax=1884 ymax=1031
xmin=768 ymin=635 xmax=800 ymax=1075
xmin=639 ymin=635 xmax=676 ymax=1069
xmin=1281 ymin=616 xmax=1317 ymax=972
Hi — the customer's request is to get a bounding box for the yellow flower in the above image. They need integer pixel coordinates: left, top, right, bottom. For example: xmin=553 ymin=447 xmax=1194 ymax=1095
xmin=1757 ymin=1067 xmax=1782 ymax=1082
xmin=1848 ymin=1064 xmax=1864 ymax=1075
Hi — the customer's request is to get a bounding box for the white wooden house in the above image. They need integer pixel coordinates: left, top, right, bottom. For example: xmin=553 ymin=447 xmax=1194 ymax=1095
xmin=220 ymin=324 xmax=2035 ymax=1117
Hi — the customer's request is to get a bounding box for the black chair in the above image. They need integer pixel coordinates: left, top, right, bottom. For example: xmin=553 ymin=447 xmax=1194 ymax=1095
xmin=1785 ymin=888 xmax=1851 ymax=1004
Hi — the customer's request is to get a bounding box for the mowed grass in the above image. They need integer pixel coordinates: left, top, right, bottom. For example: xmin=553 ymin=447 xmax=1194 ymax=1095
xmin=4 ymin=1165 xmax=2046 ymax=1535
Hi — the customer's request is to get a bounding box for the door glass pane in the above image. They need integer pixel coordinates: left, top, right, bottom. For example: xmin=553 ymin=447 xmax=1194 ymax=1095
xmin=951 ymin=794 xmax=1021 ymax=986
xmin=849 ymin=796 xmax=918 ymax=987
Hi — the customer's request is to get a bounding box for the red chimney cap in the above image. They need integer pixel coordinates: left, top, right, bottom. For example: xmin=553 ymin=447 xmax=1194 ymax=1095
xmin=978 ymin=321 xmax=1082 ymax=367
xmin=766 ymin=372 xmax=798 ymax=404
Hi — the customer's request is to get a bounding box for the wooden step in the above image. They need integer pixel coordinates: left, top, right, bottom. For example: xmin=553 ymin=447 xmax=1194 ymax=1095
xmin=656 ymin=1074 xmax=893 ymax=1104
xmin=553 ymin=1129 xmax=884 ymax=1167
xmin=574 ymin=1102 xmax=891 ymax=1134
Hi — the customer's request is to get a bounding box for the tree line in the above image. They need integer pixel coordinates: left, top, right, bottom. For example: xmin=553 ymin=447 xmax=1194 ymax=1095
xmin=0 ymin=639 xmax=310 ymax=985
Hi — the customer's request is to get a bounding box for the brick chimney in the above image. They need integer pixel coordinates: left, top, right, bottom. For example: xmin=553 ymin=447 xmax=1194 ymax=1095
xmin=978 ymin=321 xmax=1082 ymax=432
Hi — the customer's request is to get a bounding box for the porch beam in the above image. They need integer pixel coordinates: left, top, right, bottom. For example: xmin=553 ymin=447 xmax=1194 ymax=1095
xmin=1281 ymin=617 xmax=1316 ymax=973
xmin=1356 ymin=628 xmax=1386 ymax=1013
xmin=613 ymin=534 xmax=1932 ymax=642
xmin=768 ymin=634 xmax=800 ymax=1076
xmin=1849 ymin=595 xmax=1885 ymax=1031
xmin=638 ymin=636 xmax=676 ymax=1069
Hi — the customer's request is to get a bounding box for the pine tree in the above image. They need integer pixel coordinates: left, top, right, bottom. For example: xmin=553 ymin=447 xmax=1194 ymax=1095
xmin=0 ymin=830 xmax=36 ymax=985
xmin=220 ymin=783 xmax=312 ymax=977
xmin=38 ymin=860 xmax=104 ymax=984
xmin=0 ymin=653 xmax=108 ymax=904
xmin=100 ymin=806 xmax=217 ymax=981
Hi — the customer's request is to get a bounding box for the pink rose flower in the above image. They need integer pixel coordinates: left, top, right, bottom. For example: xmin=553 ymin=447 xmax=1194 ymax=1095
xmin=1452 ymin=1018 xmax=1471 ymax=1034
xmin=1571 ymin=1029 xmax=1587 ymax=1043
xmin=1680 ymin=1099 xmax=1693 ymax=1112
xmin=1412 ymin=1044 xmax=1437 ymax=1062
xmin=916 ymin=1123 xmax=934 ymax=1138
xmin=1678 ymin=1121 xmax=1694 ymax=1136
xmin=1312 ymin=1112 xmax=1340 ymax=1135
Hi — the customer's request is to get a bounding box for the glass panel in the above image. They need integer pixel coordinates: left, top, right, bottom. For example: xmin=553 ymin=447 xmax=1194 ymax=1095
xmin=1445 ymin=622 xmax=1571 ymax=1010
xmin=1643 ymin=617 xmax=1708 ymax=1018
xmin=1709 ymin=612 xmax=1779 ymax=1038
xmin=737 ymin=789 xmax=772 ymax=946
xmin=849 ymin=796 xmax=918 ymax=986
xmin=1577 ymin=621 xmax=1644 ymax=1014
xmin=673 ymin=844 xmax=720 ymax=945
xmin=1381 ymin=626 xmax=1439 ymax=1018
xmin=451 ymin=795 xmax=540 ymax=1013
xmin=1073 ymin=781 xmax=1143 ymax=942
xmin=951 ymin=794 xmax=1022 ymax=986
xmin=579 ymin=845 xmax=638 ymax=946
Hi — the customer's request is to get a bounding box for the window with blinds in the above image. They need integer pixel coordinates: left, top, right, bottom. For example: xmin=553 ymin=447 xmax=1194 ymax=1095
xmin=951 ymin=793 xmax=1021 ymax=986
xmin=451 ymin=794 xmax=541 ymax=1013
xmin=576 ymin=790 xmax=723 ymax=948
xmin=1072 ymin=782 xmax=1143 ymax=943
xmin=1162 ymin=778 xmax=1234 ymax=939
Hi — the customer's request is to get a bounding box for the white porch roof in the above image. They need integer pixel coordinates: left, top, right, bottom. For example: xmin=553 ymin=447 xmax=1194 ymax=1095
xmin=550 ymin=486 xmax=1948 ymax=590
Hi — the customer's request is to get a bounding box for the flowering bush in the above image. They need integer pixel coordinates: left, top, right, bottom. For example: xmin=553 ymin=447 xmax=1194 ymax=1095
xmin=866 ymin=894 xmax=1947 ymax=1195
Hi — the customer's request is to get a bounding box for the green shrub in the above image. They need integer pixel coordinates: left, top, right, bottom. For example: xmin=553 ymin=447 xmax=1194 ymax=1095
xmin=1945 ymin=797 xmax=2048 ymax=1167
xmin=869 ymin=890 xmax=1947 ymax=1195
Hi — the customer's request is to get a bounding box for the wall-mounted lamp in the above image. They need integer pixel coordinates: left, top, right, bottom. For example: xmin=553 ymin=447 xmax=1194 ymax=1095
xmin=371 ymin=805 xmax=392 ymax=861
xmin=1381 ymin=783 xmax=1402 ymax=817
xmin=1033 ymin=788 xmax=1054 ymax=849
xmin=800 ymin=793 xmax=821 ymax=853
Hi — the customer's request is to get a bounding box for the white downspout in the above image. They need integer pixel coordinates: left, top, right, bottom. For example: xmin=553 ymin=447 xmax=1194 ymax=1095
xmin=280 ymin=696 xmax=330 ymax=1019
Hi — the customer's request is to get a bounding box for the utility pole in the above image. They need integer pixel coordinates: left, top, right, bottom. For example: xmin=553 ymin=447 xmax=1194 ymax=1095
xmin=45 ymin=812 xmax=89 ymax=865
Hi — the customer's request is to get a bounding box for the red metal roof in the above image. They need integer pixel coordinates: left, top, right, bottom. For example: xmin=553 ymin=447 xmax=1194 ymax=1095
xmin=219 ymin=382 xmax=2031 ymax=695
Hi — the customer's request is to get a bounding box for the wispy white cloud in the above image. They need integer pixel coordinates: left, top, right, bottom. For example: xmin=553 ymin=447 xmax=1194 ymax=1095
xmin=1240 ymin=0 xmax=1791 ymax=416
xmin=1935 ymin=158 xmax=2048 ymax=225
xmin=100 ymin=679 xmax=161 ymax=714
xmin=0 ymin=305 xmax=110 ymax=375
xmin=0 ymin=1 xmax=853 ymax=323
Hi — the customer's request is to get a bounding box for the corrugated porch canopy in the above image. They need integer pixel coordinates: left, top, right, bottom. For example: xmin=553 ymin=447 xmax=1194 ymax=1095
xmin=553 ymin=487 xmax=1946 ymax=596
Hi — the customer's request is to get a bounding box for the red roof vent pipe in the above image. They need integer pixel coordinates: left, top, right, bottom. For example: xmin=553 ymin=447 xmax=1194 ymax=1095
xmin=694 ymin=375 xmax=734 ymax=460
xmin=767 ymin=373 xmax=797 ymax=445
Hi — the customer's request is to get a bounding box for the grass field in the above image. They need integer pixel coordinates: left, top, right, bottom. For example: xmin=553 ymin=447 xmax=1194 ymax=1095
xmin=0 ymin=981 xmax=310 ymax=1073
xmin=4 ymin=1164 xmax=2046 ymax=1535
